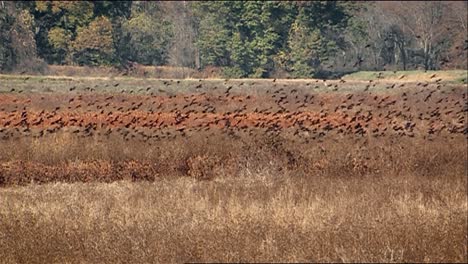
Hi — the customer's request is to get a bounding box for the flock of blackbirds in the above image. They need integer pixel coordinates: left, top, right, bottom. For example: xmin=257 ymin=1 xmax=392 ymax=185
xmin=0 ymin=77 xmax=466 ymax=143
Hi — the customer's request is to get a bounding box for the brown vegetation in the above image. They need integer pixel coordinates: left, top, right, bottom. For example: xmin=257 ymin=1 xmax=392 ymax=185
xmin=0 ymin=167 xmax=466 ymax=263
xmin=0 ymin=133 xmax=465 ymax=186
xmin=44 ymin=65 xmax=205 ymax=79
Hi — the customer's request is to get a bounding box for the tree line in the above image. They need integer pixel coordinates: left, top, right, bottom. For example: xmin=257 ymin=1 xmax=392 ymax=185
xmin=0 ymin=1 xmax=466 ymax=78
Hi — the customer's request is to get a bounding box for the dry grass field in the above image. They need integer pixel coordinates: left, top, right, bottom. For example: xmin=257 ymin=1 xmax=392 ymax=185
xmin=0 ymin=71 xmax=467 ymax=263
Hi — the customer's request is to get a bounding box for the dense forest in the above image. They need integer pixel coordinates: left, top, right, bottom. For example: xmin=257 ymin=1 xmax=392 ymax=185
xmin=0 ymin=1 xmax=466 ymax=78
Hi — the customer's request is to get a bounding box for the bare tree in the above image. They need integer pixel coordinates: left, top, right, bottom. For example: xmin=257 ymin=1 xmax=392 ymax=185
xmin=381 ymin=1 xmax=455 ymax=70
xmin=448 ymin=1 xmax=467 ymax=32
xmin=160 ymin=1 xmax=199 ymax=77
xmin=361 ymin=4 xmax=387 ymax=69
xmin=440 ymin=1 xmax=468 ymax=69
xmin=343 ymin=2 xmax=408 ymax=71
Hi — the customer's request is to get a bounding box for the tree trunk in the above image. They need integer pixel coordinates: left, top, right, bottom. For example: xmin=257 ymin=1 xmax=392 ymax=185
xmin=195 ymin=47 xmax=200 ymax=70
xmin=423 ymin=40 xmax=429 ymax=70
xmin=399 ymin=41 xmax=406 ymax=70
xmin=394 ymin=39 xmax=399 ymax=66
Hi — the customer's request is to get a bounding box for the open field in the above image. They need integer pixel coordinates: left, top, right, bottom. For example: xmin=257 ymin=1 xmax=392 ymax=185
xmin=342 ymin=70 xmax=467 ymax=83
xmin=0 ymin=72 xmax=467 ymax=262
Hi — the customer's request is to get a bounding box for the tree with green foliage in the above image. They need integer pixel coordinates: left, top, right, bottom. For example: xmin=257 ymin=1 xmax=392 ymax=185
xmin=193 ymin=1 xmax=296 ymax=77
xmin=0 ymin=2 xmax=43 ymax=72
xmin=1 ymin=1 xmax=465 ymax=75
xmin=71 ymin=16 xmax=115 ymax=66
xmin=192 ymin=1 xmax=240 ymax=69
xmin=32 ymin=1 xmax=94 ymax=64
xmin=47 ymin=26 xmax=71 ymax=63
xmin=0 ymin=2 xmax=15 ymax=70
xmin=195 ymin=13 xmax=230 ymax=67
xmin=120 ymin=3 xmax=173 ymax=66
xmin=286 ymin=23 xmax=322 ymax=77
xmin=193 ymin=1 xmax=350 ymax=78
xmin=271 ymin=2 xmax=348 ymax=77
xmin=30 ymin=1 xmax=131 ymax=66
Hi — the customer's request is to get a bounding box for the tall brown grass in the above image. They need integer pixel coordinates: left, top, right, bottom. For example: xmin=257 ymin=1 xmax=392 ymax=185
xmin=0 ymin=132 xmax=465 ymax=185
xmin=0 ymin=170 xmax=466 ymax=263
xmin=0 ymin=131 xmax=467 ymax=263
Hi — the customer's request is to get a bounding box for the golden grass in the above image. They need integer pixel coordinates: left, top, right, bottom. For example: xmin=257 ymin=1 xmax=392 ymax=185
xmin=0 ymin=132 xmax=467 ymax=263
xmin=0 ymin=171 xmax=466 ymax=263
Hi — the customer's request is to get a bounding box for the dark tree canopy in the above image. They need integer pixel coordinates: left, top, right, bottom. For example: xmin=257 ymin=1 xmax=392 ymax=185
xmin=0 ymin=1 xmax=466 ymax=76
